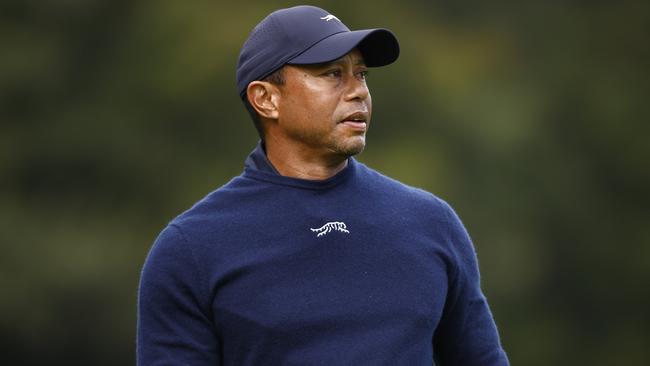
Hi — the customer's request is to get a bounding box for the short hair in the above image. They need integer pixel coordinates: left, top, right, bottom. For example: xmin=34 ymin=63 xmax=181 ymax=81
xmin=242 ymin=67 xmax=285 ymax=139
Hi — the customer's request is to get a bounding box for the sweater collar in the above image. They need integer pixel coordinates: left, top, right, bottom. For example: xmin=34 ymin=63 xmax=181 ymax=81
xmin=243 ymin=141 xmax=356 ymax=190
xmin=243 ymin=141 xmax=281 ymax=175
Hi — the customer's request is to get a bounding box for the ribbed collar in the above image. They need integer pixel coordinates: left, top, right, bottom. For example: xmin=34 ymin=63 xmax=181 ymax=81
xmin=243 ymin=141 xmax=356 ymax=190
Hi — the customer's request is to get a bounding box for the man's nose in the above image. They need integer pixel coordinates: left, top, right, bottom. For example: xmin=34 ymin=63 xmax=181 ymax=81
xmin=344 ymin=74 xmax=370 ymax=102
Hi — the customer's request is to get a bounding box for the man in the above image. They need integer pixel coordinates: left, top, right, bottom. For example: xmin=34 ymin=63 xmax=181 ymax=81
xmin=137 ymin=5 xmax=509 ymax=365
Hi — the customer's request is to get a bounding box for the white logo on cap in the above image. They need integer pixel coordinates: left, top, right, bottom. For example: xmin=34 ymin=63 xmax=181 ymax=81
xmin=320 ymin=14 xmax=340 ymax=22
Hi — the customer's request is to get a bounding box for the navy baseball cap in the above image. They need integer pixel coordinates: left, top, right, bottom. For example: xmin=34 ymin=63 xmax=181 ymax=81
xmin=236 ymin=5 xmax=400 ymax=99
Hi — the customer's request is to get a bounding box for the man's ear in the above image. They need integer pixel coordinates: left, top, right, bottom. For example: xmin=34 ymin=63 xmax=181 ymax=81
xmin=246 ymin=81 xmax=279 ymax=120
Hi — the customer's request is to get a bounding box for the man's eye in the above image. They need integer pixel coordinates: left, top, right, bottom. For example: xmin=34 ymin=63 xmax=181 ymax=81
xmin=324 ymin=70 xmax=341 ymax=77
xmin=358 ymin=70 xmax=369 ymax=80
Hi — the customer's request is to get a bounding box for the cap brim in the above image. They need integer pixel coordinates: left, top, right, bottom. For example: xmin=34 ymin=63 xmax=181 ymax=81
xmin=287 ymin=28 xmax=399 ymax=67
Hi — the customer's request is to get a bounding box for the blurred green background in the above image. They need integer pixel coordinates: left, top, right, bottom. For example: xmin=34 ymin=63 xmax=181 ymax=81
xmin=1 ymin=0 xmax=649 ymax=364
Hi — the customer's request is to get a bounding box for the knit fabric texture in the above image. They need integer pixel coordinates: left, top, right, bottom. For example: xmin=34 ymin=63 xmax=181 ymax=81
xmin=137 ymin=143 xmax=509 ymax=365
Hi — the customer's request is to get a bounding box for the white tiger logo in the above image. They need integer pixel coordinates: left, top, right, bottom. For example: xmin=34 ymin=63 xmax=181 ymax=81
xmin=310 ymin=221 xmax=350 ymax=237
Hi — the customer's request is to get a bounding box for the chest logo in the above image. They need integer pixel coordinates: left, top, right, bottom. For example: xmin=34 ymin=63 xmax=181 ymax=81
xmin=310 ymin=221 xmax=350 ymax=237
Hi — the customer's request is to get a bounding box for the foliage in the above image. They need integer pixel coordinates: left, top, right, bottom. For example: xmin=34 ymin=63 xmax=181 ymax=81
xmin=1 ymin=0 xmax=648 ymax=364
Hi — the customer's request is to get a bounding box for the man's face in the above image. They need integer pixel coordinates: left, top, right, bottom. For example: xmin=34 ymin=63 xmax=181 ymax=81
xmin=275 ymin=48 xmax=372 ymax=157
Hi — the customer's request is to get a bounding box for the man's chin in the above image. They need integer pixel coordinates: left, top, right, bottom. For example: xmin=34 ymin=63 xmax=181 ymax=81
xmin=333 ymin=138 xmax=366 ymax=157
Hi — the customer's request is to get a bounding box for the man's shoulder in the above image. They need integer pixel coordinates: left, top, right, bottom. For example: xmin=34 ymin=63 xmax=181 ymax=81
xmin=165 ymin=173 xmax=256 ymax=234
xmin=353 ymin=161 xmax=458 ymax=235
xmin=357 ymin=161 xmax=444 ymax=201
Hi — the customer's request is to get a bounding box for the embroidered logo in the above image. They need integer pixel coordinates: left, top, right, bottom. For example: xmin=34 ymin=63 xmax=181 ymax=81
xmin=320 ymin=14 xmax=340 ymax=22
xmin=310 ymin=221 xmax=349 ymax=237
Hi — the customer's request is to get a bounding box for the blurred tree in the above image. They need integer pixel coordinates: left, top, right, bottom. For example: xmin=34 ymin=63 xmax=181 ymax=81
xmin=1 ymin=0 xmax=648 ymax=364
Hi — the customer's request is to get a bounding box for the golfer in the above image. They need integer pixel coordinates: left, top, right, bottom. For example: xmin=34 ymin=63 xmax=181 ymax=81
xmin=137 ymin=5 xmax=509 ymax=365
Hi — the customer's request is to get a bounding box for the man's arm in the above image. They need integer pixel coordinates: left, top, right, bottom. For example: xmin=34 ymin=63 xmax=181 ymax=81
xmin=433 ymin=203 xmax=509 ymax=366
xmin=137 ymin=224 xmax=221 ymax=365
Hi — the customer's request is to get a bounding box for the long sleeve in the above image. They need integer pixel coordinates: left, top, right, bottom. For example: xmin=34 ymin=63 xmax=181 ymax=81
xmin=137 ymin=224 xmax=221 ymax=366
xmin=433 ymin=204 xmax=509 ymax=366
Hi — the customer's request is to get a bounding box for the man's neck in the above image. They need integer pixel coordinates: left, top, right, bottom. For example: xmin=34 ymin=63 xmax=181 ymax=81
xmin=264 ymin=137 xmax=348 ymax=180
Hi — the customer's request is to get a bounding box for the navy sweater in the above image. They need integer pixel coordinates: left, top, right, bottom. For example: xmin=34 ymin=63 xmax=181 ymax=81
xmin=137 ymin=144 xmax=509 ymax=365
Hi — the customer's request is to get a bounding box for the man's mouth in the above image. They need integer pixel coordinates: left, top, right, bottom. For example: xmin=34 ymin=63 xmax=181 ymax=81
xmin=340 ymin=112 xmax=368 ymax=130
